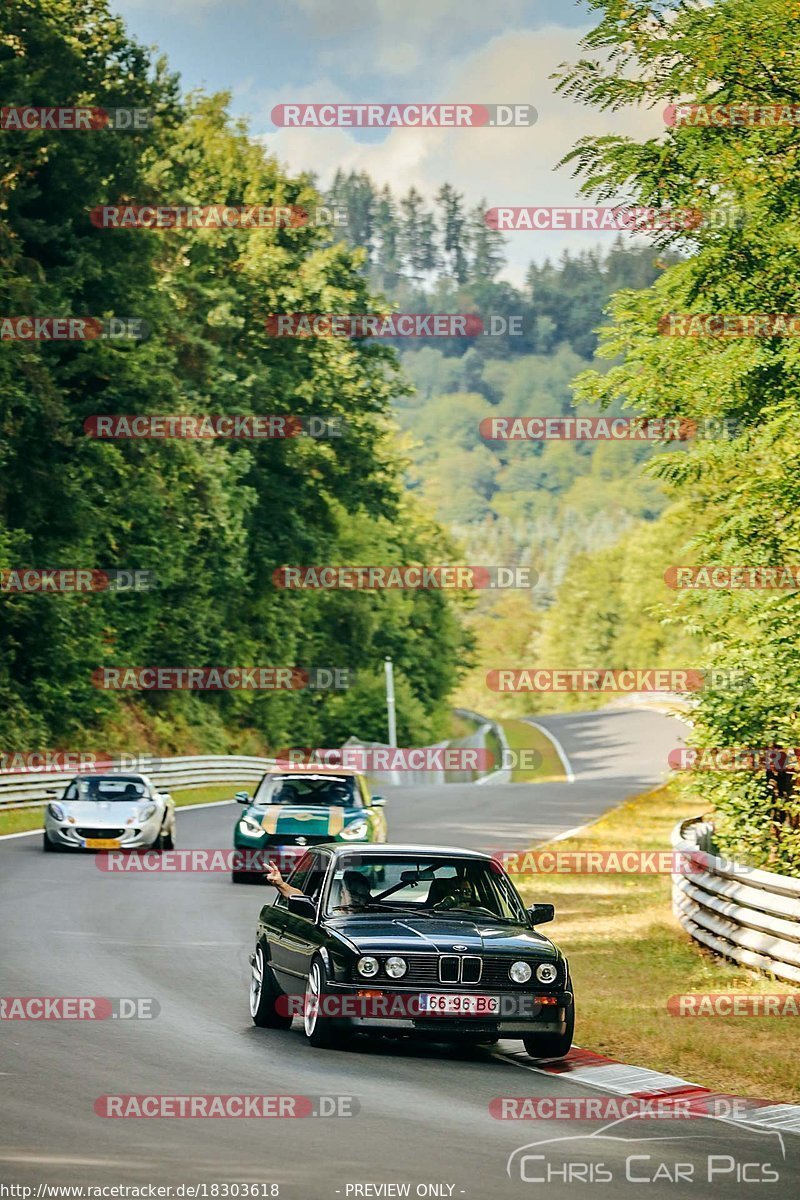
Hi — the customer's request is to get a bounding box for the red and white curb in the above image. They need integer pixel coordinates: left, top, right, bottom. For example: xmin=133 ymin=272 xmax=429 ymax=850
xmin=495 ymin=1045 xmax=800 ymax=1133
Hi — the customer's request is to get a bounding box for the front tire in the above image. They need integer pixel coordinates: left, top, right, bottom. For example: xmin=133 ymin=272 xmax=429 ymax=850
xmin=303 ymin=959 xmax=350 ymax=1049
xmin=522 ymin=1001 xmax=574 ymax=1060
xmin=42 ymin=832 xmax=59 ymax=852
xmin=250 ymin=944 xmax=292 ymax=1029
xmin=161 ymin=818 xmax=175 ymax=851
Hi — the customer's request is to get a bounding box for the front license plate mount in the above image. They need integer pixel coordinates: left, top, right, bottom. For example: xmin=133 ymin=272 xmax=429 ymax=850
xmin=417 ymin=993 xmax=500 ymax=1016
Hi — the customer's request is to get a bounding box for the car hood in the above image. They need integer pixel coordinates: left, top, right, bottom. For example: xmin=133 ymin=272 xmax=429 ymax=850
xmin=50 ymin=800 xmax=151 ymax=824
xmin=326 ymin=914 xmax=558 ymax=958
xmin=249 ymin=804 xmax=353 ymax=837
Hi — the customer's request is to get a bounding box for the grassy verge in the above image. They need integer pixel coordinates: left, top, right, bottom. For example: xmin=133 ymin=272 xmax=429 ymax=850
xmin=0 ymin=782 xmax=251 ymax=838
xmin=501 ymin=718 xmax=565 ymax=782
xmin=510 ymin=784 xmax=800 ymax=1103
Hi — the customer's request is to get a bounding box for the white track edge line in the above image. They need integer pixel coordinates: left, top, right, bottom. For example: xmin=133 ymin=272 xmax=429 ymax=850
xmin=524 ymin=720 xmax=575 ymax=782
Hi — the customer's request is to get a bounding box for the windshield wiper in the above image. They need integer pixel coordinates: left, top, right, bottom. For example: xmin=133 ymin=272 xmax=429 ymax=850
xmin=330 ymin=902 xmax=395 ymax=913
xmin=430 ymin=907 xmax=514 ymax=922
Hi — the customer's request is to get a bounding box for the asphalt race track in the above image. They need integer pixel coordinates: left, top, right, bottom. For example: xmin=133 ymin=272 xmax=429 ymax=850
xmin=2 ymin=707 xmax=798 ymax=1198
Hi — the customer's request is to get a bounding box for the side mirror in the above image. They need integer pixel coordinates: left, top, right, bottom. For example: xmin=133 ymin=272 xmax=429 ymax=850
xmin=371 ymin=795 xmax=386 ymax=807
xmin=45 ymin=788 xmax=59 ymax=796
xmin=287 ymin=894 xmax=317 ymax=920
xmin=235 ymin=790 xmax=250 ymax=805
xmin=527 ymin=903 xmax=555 ymax=926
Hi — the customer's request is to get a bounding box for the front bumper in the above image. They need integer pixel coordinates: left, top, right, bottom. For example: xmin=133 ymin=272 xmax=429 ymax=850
xmin=320 ymin=985 xmax=574 ymax=1037
xmin=44 ymin=818 xmax=161 ymax=850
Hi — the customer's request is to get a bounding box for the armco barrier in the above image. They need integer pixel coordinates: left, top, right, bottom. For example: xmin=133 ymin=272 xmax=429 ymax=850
xmin=0 ymin=714 xmax=509 ymax=809
xmin=0 ymin=756 xmax=275 ymax=811
xmin=672 ymin=816 xmax=800 ymax=984
xmin=453 ymin=707 xmax=512 ymax=785
xmin=343 ymin=708 xmax=505 ymax=786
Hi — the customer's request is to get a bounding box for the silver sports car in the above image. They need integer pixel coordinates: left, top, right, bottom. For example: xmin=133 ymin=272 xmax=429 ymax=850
xmin=43 ymin=773 xmax=176 ymax=852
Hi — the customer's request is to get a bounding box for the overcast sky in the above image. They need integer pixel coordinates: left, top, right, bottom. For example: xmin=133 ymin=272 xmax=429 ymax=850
xmin=113 ymin=0 xmax=665 ymax=281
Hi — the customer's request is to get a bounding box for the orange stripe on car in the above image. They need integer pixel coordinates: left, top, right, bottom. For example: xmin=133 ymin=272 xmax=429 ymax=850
xmin=327 ymin=808 xmax=344 ymax=836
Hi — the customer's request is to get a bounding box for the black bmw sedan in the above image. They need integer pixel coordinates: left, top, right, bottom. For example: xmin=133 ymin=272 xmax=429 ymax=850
xmin=248 ymin=843 xmax=574 ymax=1059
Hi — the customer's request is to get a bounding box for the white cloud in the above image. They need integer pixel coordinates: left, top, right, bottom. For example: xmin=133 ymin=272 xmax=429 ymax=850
xmin=260 ymin=25 xmax=665 ymax=278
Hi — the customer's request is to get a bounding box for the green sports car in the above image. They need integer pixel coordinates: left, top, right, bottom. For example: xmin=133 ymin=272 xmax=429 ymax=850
xmin=232 ymin=768 xmax=388 ymax=883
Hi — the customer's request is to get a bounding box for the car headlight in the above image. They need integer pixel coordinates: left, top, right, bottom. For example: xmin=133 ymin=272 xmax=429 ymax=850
xmin=238 ymin=815 xmax=264 ymax=837
xmin=138 ymin=803 xmax=157 ymax=821
xmin=47 ymin=803 xmax=64 ymax=821
xmin=536 ymin=962 xmax=558 ymax=985
xmin=357 ymin=956 xmax=380 ymax=978
xmin=340 ymin=819 xmax=369 ymax=840
xmin=510 ymin=960 xmax=532 ymax=983
xmin=384 ymin=956 xmax=407 ymax=979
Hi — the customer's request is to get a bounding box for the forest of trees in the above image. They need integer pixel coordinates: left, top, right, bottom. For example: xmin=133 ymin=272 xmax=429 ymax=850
xmin=519 ymin=0 xmax=800 ymax=873
xmin=0 ymin=0 xmax=471 ymax=753
xmin=3 ymin=0 xmax=798 ymax=875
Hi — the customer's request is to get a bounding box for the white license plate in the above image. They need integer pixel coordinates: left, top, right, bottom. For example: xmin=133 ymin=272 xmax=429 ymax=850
xmin=417 ymin=993 xmax=499 ymax=1016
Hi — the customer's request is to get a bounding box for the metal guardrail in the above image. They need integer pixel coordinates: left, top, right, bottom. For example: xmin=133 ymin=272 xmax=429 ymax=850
xmin=0 ymin=756 xmax=275 ymax=811
xmin=672 ymin=816 xmax=800 ymax=985
xmin=343 ymin=710 xmax=499 ymax=786
xmin=0 ymin=709 xmax=514 ymax=811
xmin=453 ymin=708 xmax=512 ymax=785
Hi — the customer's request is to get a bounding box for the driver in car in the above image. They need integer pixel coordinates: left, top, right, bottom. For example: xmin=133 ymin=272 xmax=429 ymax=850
xmin=428 ymin=876 xmax=476 ymax=911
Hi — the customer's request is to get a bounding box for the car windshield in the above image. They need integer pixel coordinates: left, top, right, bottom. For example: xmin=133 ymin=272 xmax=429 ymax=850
xmin=253 ymin=774 xmax=358 ymax=808
xmin=326 ymin=856 xmax=527 ymax=921
xmin=64 ymin=776 xmax=148 ymax=802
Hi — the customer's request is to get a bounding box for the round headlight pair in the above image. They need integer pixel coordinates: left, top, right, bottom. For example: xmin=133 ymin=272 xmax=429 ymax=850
xmin=510 ymin=960 xmax=558 ymax=985
xmin=356 ymin=955 xmax=407 ymax=979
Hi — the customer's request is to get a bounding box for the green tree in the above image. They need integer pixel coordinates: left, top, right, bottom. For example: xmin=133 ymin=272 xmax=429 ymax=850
xmin=556 ymin=0 xmax=800 ymax=871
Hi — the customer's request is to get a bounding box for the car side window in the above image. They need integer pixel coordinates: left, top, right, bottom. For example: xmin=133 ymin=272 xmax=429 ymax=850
xmin=64 ymin=782 xmax=78 ymax=801
xmin=304 ymin=853 xmax=330 ymax=907
xmin=285 ymin=851 xmax=314 ymax=890
xmin=273 ymin=851 xmax=313 ymax=908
